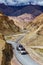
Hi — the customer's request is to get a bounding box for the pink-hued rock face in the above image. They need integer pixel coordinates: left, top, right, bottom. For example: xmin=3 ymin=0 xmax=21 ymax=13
xmin=9 ymin=13 xmax=34 ymax=30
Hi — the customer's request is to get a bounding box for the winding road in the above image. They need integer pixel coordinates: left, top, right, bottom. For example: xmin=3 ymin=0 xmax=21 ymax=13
xmin=6 ymin=40 xmax=40 ymax=65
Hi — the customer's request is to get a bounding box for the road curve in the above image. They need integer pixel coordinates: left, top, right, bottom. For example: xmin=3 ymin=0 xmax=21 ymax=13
xmin=6 ymin=40 xmax=40 ymax=65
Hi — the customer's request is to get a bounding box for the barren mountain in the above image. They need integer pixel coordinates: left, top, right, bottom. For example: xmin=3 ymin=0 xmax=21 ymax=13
xmin=20 ymin=13 xmax=43 ymax=47
xmin=27 ymin=13 xmax=43 ymax=31
xmin=0 ymin=4 xmax=43 ymax=30
xmin=13 ymin=5 xmax=42 ymax=16
xmin=8 ymin=5 xmax=43 ymax=30
xmin=0 ymin=4 xmax=43 ymax=16
xmin=32 ymin=13 xmax=43 ymax=25
xmin=16 ymin=13 xmax=34 ymax=23
xmin=0 ymin=12 xmax=20 ymax=35
xmin=9 ymin=13 xmax=34 ymax=30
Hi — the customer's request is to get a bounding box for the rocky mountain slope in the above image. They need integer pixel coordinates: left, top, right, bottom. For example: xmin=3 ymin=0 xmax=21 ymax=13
xmin=0 ymin=4 xmax=43 ymax=30
xmin=27 ymin=13 xmax=43 ymax=31
xmin=0 ymin=33 xmax=5 ymax=65
xmin=9 ymin=11 xmax=43 ymax=30
xmin=20 ymin=13 xmax=43 ymax=45
xmin=0 ymin=12 xmax=20 ymax=35
xmin=9 ymin=13 xmax=34 ymax=30
xmin=8 ymin=5 xmax=43 ymax=30
xmin=0 ymin=33 xmax=13 ymax=65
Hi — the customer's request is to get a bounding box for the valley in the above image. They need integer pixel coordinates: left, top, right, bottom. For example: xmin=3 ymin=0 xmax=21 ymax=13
xmin=0 ymin=4 xmax=43 ymax=65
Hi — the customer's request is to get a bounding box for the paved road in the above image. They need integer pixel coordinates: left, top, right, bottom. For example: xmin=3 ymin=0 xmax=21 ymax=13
xmin=6 ymin=40 xmax=40 ymax=65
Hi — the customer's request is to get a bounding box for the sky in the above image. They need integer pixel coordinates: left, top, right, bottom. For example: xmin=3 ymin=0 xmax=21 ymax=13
xmin=0 ymin=0 xmax=43 ymax=6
